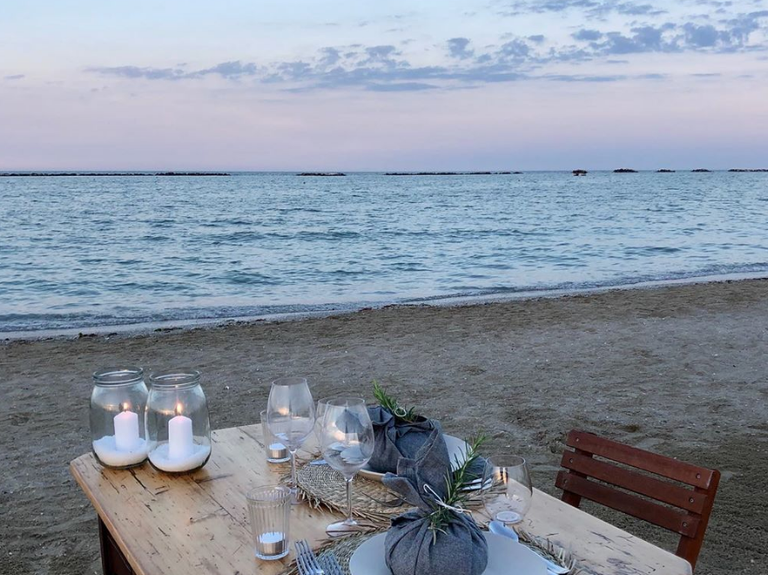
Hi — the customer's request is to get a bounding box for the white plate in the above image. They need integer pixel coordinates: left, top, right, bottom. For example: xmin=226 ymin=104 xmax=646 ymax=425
xmin=359 ymin=434 xmax=468 ymax=482
xmin=349 ymin=531 xmax=548 ymax=575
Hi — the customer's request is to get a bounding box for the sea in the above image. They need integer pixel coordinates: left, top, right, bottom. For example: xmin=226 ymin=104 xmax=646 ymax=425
xmin=1 ymin=171 xmax=767 ymax=336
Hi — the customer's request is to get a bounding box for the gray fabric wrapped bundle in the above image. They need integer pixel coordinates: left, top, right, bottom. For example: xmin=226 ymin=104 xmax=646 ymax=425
xmin=382 ymin=429 xmax=488 ymax=575
xmin=367 ymin=406 xmax=445 ymax=473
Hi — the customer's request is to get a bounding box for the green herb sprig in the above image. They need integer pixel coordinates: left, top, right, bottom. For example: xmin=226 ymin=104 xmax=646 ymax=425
xmin=373 ymin=380 xmax=419 ymax=423
xmin=428 ymin=434 xmax=488 ymax=537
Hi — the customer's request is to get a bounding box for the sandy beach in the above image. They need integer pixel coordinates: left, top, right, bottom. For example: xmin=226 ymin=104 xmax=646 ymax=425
xmin=2 ymin=279 xmax=767 ymax=575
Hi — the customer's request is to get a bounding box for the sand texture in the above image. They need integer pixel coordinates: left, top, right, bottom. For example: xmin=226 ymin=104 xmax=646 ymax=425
xmin=1 ymin=279 xmax=767 ymax=574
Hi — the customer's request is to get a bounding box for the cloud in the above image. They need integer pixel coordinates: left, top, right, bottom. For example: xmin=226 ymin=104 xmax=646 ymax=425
xmin=573 ymin=29 xmax=603 ymax=41
xmin=447 ymin=37 xmax=474 ymax=59
xmin=683 ymin=23 xmax=722 ymax=47
xmin=83 ymin=5 xmax=768 ymax=93
xmin=86 ymin=65 xmax=187 ymax=80
xmin=364 ymin=45 xmax=400 ymax=63
xmin=190 ymin=61 xmax=259 ymax=78
xmin=722 ymin=10 xmax=768 ymax=44
xmin=502 ymin=0 xmax=667 ymax=18
xmin=366 ymin=82 xmax=439 ymax=91
xmin=4 ymin=74 xmax=25 ymax=80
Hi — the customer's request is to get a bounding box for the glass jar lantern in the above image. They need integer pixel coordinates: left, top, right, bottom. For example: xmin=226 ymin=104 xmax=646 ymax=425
xmin=146 ymin=370 xmax=212 ymax=473
xmin=90 ymin=367 xmax=149 ymax=469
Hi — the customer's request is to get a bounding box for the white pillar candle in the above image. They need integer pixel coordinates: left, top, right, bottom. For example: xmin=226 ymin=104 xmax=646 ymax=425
xmin=168 ymin=407 xmax=194 ymax=460
xmin=114 ymin=407 xmax=140 ymax=452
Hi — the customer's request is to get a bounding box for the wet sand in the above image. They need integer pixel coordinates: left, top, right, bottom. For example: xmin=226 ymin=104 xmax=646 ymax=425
xmin=1 ymin=279 xmax=767 ymax=574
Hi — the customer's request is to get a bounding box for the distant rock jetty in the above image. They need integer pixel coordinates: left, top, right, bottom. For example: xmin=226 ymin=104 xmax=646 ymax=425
xmin=0 ymin=172 xmax=230 ymax=177
xmin=297 ymin=172 xmax=346 ymax=177
xmin=692 ymin=168 xmax=711 ymax=173
xmin=657 ymin=169 xmax=676 ymax=173
xmin=572 ymin=169 xmax=587 ymax=176
xmin=385 ymin=171 xmax=515 ymax=176
xmin=728 ymin=168 xmax=768 ymax=172
xmin=614 ymin=168 xmax=638 ymax=173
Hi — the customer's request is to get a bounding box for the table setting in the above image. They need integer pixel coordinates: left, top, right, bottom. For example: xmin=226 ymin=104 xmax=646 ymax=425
xmin=254 ymin=378 xmax=582 ymax=575
xmin=83 ymin=367 xmax=596 ymax=575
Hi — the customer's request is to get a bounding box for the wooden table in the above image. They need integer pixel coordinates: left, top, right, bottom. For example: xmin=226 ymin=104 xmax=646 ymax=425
xmin=71 ymin=425 xmax=692 ymax=575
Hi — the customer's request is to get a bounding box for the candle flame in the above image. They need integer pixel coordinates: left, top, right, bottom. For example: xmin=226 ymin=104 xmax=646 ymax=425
xmin=175 ymin=403 xmax=183 ymax=416
xmin=122 ymin=402 xmax=130 ymax=412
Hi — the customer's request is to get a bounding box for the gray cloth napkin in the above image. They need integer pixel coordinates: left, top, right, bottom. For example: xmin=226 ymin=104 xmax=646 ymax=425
xmin=367 ymin=406 xmax=444 ymax=473
xmin=382 ymin=429 xmax=489 ymax=575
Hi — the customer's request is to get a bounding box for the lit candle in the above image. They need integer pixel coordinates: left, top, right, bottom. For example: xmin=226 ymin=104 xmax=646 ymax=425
xmin=257 ymin=531 xmax=287 ymax=558
xmin=168 ymin=403 xmax=194 ymax=460
xmin=114 ymin=404 xmax=140 ymax=452
xmin=267 ymin=442 xmax=288 ymax=461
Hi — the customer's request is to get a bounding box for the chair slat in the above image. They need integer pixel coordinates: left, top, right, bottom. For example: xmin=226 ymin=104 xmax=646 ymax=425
xmin=555 ymin=471 xmax=701 ymax=538
xmin=566 ymin=430 xmax=714 ymax=489
xmin=560 ymin=451 xmax=707 ymax=514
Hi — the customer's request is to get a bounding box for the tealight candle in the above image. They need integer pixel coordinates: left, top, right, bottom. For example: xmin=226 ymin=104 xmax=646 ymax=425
xmin=260 ymin=410 xmax=290 ymax=463
xmin=267 ymin=442 xmax=288 ymax=461
xmin=257 ymin=531 xmax=287 ymax=558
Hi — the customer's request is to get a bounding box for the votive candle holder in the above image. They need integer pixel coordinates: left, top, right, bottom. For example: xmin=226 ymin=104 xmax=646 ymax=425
xmin=246 ymin=485 xmax=291 ymax=560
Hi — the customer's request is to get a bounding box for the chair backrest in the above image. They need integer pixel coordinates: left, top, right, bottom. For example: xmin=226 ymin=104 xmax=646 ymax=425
xmin=556 ymin=430 xmax=719 ymax=571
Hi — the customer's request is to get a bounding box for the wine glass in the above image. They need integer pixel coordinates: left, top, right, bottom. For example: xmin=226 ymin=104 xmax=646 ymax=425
xmin=488 ymin=456 xmax=532 ymax=525
xmin=266 ymin=377 xmax=315 ymax=503
xmin=320 ymin=398 xmax=375 ymax=536
xmin=314 ymin=397 xmax=334 ymax=447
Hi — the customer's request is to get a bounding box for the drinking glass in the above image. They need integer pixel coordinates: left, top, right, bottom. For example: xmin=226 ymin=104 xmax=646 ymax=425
xmin=266 ymin=377 xmax=315 ymax=502
xmin=488 ymin=456 xmax=533 ymax=525
xmin=320 ymin=398 xmax=375 ymax=536
xmin=260 ymin=410 xmax=290 ymax=463
xmin=246 ymin=485 xmax=291 ymax=560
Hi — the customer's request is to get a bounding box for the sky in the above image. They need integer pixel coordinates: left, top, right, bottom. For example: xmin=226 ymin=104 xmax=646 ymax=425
xmin=1 ymin=0 xmax=767 ymax=171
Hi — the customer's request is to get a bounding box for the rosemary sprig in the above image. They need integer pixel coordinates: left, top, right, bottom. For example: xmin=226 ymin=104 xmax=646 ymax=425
xmin=428 ymin=434 xmax=488 ymax=536
xmin=373 ymin=380 xmax=419 ymax=422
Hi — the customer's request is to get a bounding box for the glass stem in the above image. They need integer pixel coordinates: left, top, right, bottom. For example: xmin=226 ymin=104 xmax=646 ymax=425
xmin=345 ymin=476 xmax=353 ymax=523
xmin=289 ymin=448 xmax=298 ymax=489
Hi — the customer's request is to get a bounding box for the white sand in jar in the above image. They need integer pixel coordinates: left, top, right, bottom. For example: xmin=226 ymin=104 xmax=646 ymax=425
xmin=149 ymin=442 xmax=211 ymax=472
xmin=93 ymin=436 xmax=148 ymax=467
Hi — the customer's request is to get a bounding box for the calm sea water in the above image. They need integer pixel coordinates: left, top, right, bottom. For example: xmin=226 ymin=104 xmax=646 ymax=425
xmin=1 ymin=172 xmax=767 ymax=334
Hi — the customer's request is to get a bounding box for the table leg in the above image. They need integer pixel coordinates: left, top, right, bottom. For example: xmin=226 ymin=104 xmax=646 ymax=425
xmin=98 ymin=517 xmax=135 ymax=575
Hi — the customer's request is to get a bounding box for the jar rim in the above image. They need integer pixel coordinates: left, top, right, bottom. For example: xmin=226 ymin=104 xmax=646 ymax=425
xmin=93 ymin=366 xmax=144 ymax=386
xmin=149 ymin=370 xmax=201 ymax=388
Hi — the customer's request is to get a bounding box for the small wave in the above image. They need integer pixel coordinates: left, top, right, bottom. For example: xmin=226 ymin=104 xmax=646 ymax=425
xmin=219 ymin=270 xmax=277 ymax=285
xmin=623 ymin=246 xmax=683 ymax=256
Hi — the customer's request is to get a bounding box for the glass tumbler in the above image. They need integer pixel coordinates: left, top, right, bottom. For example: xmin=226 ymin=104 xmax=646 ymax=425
xmin=246 ymin=486 xmax=291 ymax=560
xmin=260 ymin=410 xmax=290 ymax=463
xmin=488 ymin=456 xmax=533 ymax=525
xmin=90 ymin=366 xmax=149 ymax=469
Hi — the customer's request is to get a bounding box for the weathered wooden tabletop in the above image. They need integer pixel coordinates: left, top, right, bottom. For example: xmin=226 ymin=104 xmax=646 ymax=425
xmin=71 ymin=425 xmax=692 ymax=575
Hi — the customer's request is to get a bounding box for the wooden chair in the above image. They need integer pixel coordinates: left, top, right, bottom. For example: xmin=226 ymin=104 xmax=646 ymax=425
xmin=556 ymin=430 xmax=720 ymax=572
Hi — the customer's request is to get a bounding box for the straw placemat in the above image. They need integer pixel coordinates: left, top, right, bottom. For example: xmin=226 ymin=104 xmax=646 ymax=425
xmin=296 ymin=462 xmax=411 ymax=526
xmin=279 ymin=532 xmax=377 ymax=575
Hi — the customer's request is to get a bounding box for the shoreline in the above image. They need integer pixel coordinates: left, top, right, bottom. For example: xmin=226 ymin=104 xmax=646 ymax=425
xmin=4 ymin=270 xmax=768 ymax=342
xmin=2 ymin=277 xmax=767 ymax=574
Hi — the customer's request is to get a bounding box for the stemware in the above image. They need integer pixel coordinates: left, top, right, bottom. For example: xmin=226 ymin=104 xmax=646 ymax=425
xmin=266 ymin=377 xmax=315 ymax=502
xmin=487 ymin=456 xmax=533 ymax=525
xmin=320 ymin=398 xmax=375 ymax=536
xmin=313 ymin=397 xmax=336 ymax=451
